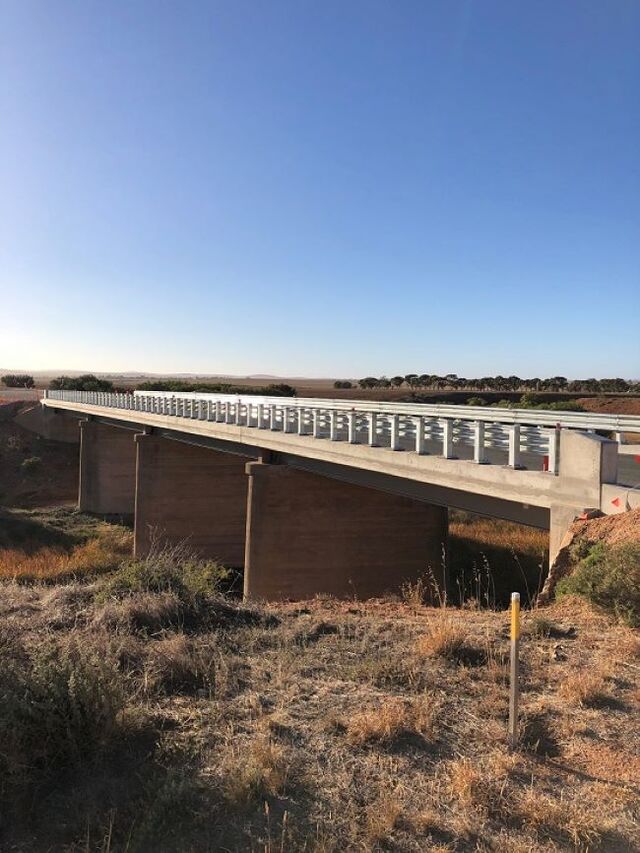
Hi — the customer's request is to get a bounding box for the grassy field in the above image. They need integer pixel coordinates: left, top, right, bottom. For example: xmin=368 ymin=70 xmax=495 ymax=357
xmin=0 ymin=510 xmax=638 ymax=852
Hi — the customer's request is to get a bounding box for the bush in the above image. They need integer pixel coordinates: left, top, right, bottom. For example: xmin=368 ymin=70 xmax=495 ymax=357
xmin=0 ymin=632 xmax=126 ymax=805
xmin=1 ymin=374 xmax=35 ymax=388
xmin=556 ymin=542 xmax=640 ymax=626
xmin=135 ymin=379 xmax=296 ymax=396
xmin=334 ymin=380 xmax=353 ymax=389
xmin=50 ymin=374 xmax=114 ymax=392
xmin=99 ymin=541 xmax=230 ymax=603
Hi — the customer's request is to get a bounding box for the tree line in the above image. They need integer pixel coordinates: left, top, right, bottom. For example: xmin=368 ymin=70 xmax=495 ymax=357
xmin=334 ymin=374 xmax=638 ymax=393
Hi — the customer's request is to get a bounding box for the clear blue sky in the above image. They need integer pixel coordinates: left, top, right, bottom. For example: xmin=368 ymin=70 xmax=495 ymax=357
xmin=1 ymin=1 xmax=638 ymax=378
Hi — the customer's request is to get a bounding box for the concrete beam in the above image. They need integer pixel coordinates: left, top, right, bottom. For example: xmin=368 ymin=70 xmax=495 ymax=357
xmin=16 ymin=405 xmax=81 ymax=443
xmin=134 ymin=433 xmax=250 ymax=565
xmin=78 ymin=420 xmax=137 ymax=515
xmin=243 ymin=461 xmax=449 ymax=601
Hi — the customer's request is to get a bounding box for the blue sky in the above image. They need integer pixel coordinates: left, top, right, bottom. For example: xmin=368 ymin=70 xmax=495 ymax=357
xmin=1 ymin=1 xmax=638 ymax=377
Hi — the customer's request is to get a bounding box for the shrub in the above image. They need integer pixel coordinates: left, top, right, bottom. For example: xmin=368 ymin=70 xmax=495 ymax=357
xmin=0 ymin=632 xmax=126 ymax=806
xmin=99 ymin=541 xmax=230 ymax=603
xmin=556 ymin=542 xmax=640 ymax=626
xmin=1 ymin=374 xmax=35 ymax=388
xmin=135 ymin=379 xmax=296 ymax=396
xmin=50 ymin=374 xmax=114 ymax=392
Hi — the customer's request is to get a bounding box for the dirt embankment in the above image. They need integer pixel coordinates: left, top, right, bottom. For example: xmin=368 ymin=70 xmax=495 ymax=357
xmin=540 ymin=508 xmax=640 ymax=603
xmin=0 ymin=402 xmax=78 ymax=508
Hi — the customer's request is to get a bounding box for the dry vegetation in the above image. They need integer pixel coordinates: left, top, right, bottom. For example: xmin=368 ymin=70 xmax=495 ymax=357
xmin=0 ymin=511 xmax=638 ymax=852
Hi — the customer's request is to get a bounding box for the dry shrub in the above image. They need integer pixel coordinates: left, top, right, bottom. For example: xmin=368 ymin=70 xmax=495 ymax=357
xmin=0 ymin=630 xmax=127 ymax=809
xmin=224 ymin=736 xmax=289 ymax=804
xmin=95 ymin=591 xmax=186 ymax=634
xmin=346 ymin=698 xmax=437 ymax=747
xmin=559 ymin=670 xmax=609 ymax=707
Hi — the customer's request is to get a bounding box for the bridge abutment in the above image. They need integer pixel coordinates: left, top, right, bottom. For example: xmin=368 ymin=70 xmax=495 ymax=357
xmin=78 ymin=420 xmax=137 ymax=515
xmin=549 ymin=430 xmax=619 ymax=564
xmin=133 ymin=434 xmax=250 ymax=564
xmin=243 ymin=461 xmax=448 ymax=601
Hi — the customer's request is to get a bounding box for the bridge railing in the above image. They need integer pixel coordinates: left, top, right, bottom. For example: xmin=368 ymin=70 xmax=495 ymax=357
xmin=44 ymin=389 xmax=570 ymax=473
xmin=132 ymin=390 xmax=640 ymax=436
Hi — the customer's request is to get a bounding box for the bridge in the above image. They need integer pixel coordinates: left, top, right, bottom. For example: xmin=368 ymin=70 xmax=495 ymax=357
xmin=38 ymin=390 xmax=639 ymax=601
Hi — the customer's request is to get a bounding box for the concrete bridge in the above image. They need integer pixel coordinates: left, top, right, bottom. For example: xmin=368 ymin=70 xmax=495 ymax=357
xmin=38 ymin=390 xmax=640 ymax=601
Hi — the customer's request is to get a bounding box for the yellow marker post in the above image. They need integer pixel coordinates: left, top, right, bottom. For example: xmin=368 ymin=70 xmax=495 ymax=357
xmin=508 ymin=592 xmax=520 ymax=750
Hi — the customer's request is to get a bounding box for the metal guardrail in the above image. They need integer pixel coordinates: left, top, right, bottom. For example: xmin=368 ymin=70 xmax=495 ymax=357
xmin=44 ymin=389 xmax=566 ymax=473
xmin=133 ymin=390 xmax=640 ymax=435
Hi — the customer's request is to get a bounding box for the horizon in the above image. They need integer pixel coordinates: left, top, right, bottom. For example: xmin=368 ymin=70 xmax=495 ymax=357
xmin=2 ymin=366 xmax=638 ymax=383
xmin=2 ymin=1 xmax=639 ymax=375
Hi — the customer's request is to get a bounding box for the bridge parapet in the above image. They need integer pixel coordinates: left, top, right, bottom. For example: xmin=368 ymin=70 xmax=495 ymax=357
xmin=45 ymin=389 xmax=570 ymax=473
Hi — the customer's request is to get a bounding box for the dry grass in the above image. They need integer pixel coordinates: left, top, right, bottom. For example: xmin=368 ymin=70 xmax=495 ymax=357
xmin=224 ymin=736 xmax=290 ymax=805
xmin=0 ymin=524 xmax=132 ymax=581
xmin=414 ymin=612 xmax=470 ymax=661
xmin=345 ymin=697 xmax=437 ymax=747
xmin=0 ymin=534 xmax=638 ymax=851
xmin=559 ymin=669 xmax=610 ymax=707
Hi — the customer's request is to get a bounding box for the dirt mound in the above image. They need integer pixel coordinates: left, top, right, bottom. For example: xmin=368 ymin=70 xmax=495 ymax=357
xmin=565 ymin=507 xmax=640 ymax=547
xmin=540 ymin=508 xmax=640 ymax=603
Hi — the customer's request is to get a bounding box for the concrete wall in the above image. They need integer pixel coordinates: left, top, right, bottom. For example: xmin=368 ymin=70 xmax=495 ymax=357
xmin=79 ymin=420 xmax=137 ymax=515
xmin=244 ymin=461 xmax=448 ymax=601
xmin=134 ymin=434 xmax=250 ymax=565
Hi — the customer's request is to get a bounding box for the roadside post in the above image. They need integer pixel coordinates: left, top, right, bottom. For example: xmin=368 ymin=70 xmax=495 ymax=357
xmin=508 ymin=592 xmax=520 ymax=750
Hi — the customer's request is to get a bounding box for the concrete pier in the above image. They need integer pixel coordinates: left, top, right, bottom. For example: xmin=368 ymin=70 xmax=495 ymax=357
xmin=243 ymin=461 xmax=449 ymax=601
xmin=78 ymin=420 xmax=137 ymax=515
xmin=134 ymin=434 xmax=250 ymax=564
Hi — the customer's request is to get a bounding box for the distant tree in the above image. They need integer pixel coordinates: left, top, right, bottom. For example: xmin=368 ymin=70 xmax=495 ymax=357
xmin=359 ymin=376 xmax=379 ymax=389
xmin=50 ymin=375 xmax=114 ymax=392
xmin=263 ymin=383 xmax=297 ymax=397
xmin=1 ymin=374 xmax=35 ymax=388
xmin=390 ymin=376 xmax=404 ymax=388
xmin=136 ymin=379 xmax=296 ymax=396
xmin=334 ymin=380 xmax=353 ymax=389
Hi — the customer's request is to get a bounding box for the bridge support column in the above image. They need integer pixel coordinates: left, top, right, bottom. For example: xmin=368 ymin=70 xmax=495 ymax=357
xmin=243 ymin=462 xmax=448 ymax=601
xmin=134 ymin=434 xmax=250 ymax=565
xmin=78 ymin=420 xmax=137 ymax=515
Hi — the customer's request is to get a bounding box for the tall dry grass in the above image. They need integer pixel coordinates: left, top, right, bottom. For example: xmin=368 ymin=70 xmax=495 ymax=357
xmin=0 ymin=525 xmax=132 ymax=581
